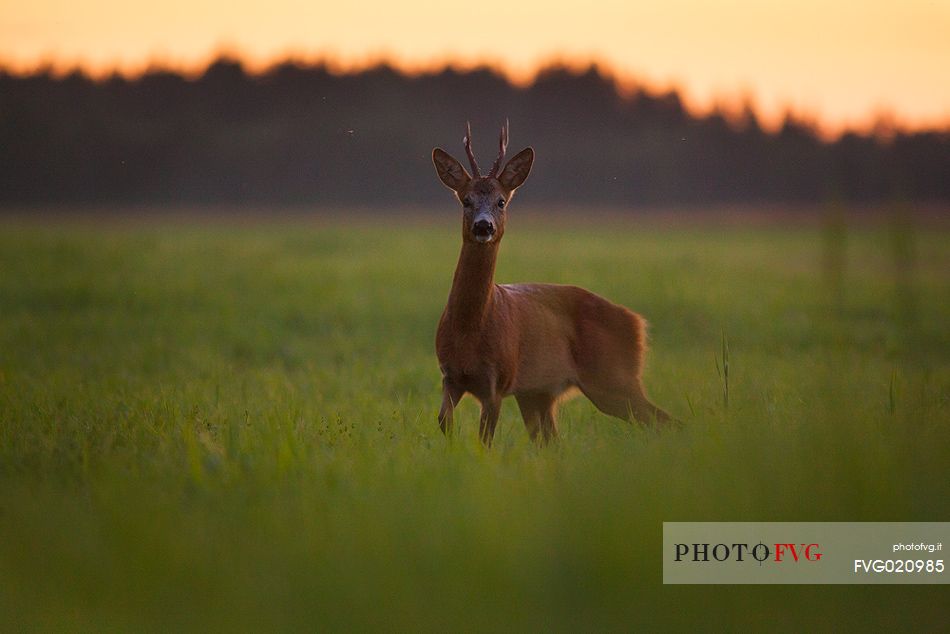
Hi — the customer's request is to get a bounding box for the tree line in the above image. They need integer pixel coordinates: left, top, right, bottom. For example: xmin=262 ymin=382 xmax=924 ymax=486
xmin=1 ymin=58 xmax=948 ymax=209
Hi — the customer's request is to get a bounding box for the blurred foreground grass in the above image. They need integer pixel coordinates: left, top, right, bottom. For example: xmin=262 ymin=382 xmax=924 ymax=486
xmin=0 ymin=211 xmax=948 ymax=631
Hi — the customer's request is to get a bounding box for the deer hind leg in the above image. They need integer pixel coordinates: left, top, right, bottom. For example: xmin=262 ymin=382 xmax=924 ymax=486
xmin=515 ymin=392 xmax=559 ymax=446
xmin=573 ymin=308 xmax=676 ymax=429
xmin=581 ymin=382 xmax=674 ymax=428
xmin=574 ymin=346 xmax=674 ymax=428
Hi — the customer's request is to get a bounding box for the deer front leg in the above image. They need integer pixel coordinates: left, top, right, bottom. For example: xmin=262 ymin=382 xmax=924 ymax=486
xmin=478 ymin=398 xmax=502 ymax=447
xmin=438 ymin=379 xmax=463 ymax=435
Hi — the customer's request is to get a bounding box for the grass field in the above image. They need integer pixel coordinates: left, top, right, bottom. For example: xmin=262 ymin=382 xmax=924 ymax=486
xmin=1 ymin=210 xmax=948 ymax=631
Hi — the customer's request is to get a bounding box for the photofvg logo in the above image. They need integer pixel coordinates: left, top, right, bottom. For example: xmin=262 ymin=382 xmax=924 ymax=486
xmin=663 ymin=522 xmax=949 ymax=584
xmin=674 ymin=542 xmax=823 ymax=564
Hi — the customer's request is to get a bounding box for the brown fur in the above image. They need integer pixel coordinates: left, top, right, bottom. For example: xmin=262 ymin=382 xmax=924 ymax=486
xmin=433 ymin=128 xmax=673 ymax=446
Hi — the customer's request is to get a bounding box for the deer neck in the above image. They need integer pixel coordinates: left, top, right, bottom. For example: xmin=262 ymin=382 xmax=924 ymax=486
xmin=446 ymin=241 xmax=499 ymax=327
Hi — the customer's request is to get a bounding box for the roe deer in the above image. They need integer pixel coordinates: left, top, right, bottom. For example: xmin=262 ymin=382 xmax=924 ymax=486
xmin=433 ymin=121 xmax=674 ymax=446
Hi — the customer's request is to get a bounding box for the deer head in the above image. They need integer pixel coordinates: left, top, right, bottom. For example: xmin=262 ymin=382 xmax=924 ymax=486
xmin=432 ymin=120 xmax=534 ymax=244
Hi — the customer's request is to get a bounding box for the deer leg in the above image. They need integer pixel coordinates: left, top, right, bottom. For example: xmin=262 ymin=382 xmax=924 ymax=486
xmin=515 ymin=393 xmax=543 ymax=443
xmin=629 ymin=391 xmax=676 ymax=428
xmin=539 ymin=403 xmax=560 ymax=444
xmin=516 ymin=392 xmax=559 ymax=446
xmin=582 ymin=383 xmax=676 ymax=429
xmin=478 ymin=399 xmax=502 ymax=447
xmin=438 ymin=380 xmax=464 ymax=435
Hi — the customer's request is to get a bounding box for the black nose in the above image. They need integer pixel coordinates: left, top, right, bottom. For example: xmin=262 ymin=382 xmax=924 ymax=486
xmin=473 ymin=219 xmax=495 ymax=236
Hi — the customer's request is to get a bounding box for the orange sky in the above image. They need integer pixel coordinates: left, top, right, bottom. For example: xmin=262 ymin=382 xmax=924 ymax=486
xmin=2 ymin=0 xmax=949 ymax=134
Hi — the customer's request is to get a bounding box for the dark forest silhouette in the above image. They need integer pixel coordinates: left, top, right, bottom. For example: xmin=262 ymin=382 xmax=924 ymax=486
xmin=1 ymin=57 xmax=948 ymax=209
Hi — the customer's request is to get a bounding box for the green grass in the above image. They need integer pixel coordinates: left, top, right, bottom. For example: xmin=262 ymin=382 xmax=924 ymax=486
xmin=0 ymin=211 xmax=947 ymax=631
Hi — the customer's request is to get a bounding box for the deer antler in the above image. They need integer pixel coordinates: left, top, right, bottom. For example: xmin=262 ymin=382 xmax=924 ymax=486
xmin=488 ymin=119 xmax=509 ymax=178
xmin=463 ymin=121 xmax=481 ymax=178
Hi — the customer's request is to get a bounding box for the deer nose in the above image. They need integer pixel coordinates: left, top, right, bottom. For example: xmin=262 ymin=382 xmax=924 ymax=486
xmin=473 ymin=219 xmax=495 ymax=236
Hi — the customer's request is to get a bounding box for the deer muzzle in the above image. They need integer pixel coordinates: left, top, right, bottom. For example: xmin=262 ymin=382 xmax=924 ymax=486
xmin=472 ymin=217 xmax=495 ymax=242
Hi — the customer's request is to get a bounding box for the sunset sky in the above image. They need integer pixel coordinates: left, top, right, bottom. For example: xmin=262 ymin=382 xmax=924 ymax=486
xmin=2 ymin=0 xmax=949 ymax=133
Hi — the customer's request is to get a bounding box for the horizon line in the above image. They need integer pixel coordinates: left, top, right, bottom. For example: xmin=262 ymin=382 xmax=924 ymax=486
xmin=3 ymin=50 xmax=949 ymax=140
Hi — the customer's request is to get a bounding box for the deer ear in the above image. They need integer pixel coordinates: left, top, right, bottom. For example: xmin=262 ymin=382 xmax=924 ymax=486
xmin=432 ymin=148 xmax=471 ymax=192
xmin=498 ymin=147 xmax=534 ymax=192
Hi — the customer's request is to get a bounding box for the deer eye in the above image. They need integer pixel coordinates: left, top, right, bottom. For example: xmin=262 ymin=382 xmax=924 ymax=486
xmin=463 ymin=198 xmax=473 ymax=207
xmin=497 ymin=198 xmax=506 ymax=208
